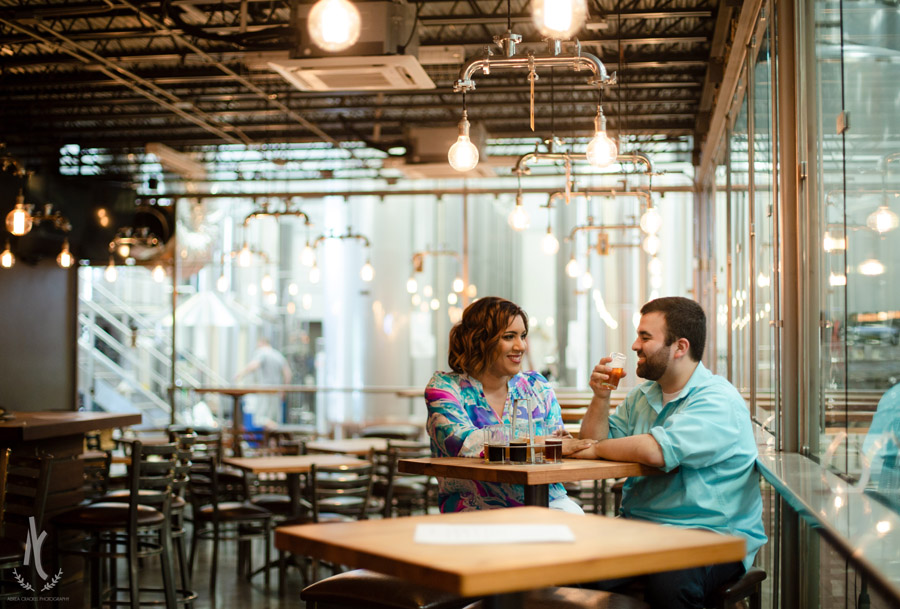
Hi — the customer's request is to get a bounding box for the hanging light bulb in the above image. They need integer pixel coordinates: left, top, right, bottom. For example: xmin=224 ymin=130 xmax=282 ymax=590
xmin=151 ymin=263 xmax=166 ymax=282
xmin=300 ymin=241 xmax=316 ymax=267
xmin=448 ymin=109 xmax=479 ymax=172
xmin=465 ymin=283 xmax=478 ymax=298
xmin=307 ymin=0 xmax=361 ymax=52
xmin=117 ymin=242 xmax=131 ymax=258
xmin=1 ymin=241 xmax=15 ymax=268
xmin=423 ymin=285 xmax=433 ymax=298
xmin=585 ymin=106 xmax=618 ymax=169
xmin=541 ymin=226 xmax=560 ymax=255
xmin=237 ymin=243 xmax=252 ymax=267
xmin=407 ymin=276 xmax=418 ymax=294
xmin=866 ymin=205 xmax=899 ymax=234
xmin=448 ymin=292 xmax=458 ymax=305
xmin=56 ymin=239 xmax=74 ymax=268
xmin=261 ymin=273 xmax=275 ymax=292
xmin=566 ymin=254 xmax=580 ymax=278
xmin=532 ymin=0 xmax=587 ymax=40
xmin=452 ymin=276 xmax=465 ymax=293
xmin=642 ymin=234 xmax=661 ymax=256
xmin=411 ymin=293 xmax=422 ymax=306
xmin=430 ymin=298 xmax=440 ymax=311
xmin=578 ymin=270 xmax=593 ymax=290
xmin=104 ymin=256 xmax=118 ymax=282
xmin=640 ymin=207 xmax=663 ymax=234
xmin=5 ymin=191 xmax=33 ymax=236
xmin=859 ymin=259 xmax=885 ymax=276
xmin=360 ymin=259 xmax=375 ymax=282
xmin=648 ymin=257 xmax=663 ymax=276
xmin=217 ymin=273 xmax=229 ymax=292
xmin=309 ymin=263 xmax=321 ymax=284
xmin=302 ymin=293 xmax=313 ymax=310
xmin=508 ymin=196 xmax=530 ymax=231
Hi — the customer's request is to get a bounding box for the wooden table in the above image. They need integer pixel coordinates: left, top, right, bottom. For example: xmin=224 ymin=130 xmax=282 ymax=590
xmin=275 ymin=506 xmax=745 ymax=608
xmin=398 ymin=456 xmax=659 ymax=507
xmin=223 ymin=454 xmax=364 ymax=515
xmin=306 ymin=437 xmax=423 ymax=456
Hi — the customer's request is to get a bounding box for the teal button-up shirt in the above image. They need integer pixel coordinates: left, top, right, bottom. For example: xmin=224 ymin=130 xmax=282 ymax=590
xmin=609 ymin=362 xmax=767 ymax=570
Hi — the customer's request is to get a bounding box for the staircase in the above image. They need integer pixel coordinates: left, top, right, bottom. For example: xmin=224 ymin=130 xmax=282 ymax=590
xmin=77 ymin=280 xmax=228 ymax=429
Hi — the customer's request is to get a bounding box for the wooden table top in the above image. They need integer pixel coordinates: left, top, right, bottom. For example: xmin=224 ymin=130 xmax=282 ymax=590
xmin=223 ymin=454 xmax=365 ymax=474
xmin=306 ymin=438 xmax=423 ymax=456
xmin=397 ymin=456 xmax=660 ymax=486
xmin=275 ymin=506 xmax=745 ymax=597
xmin=0 ymin=411 xmax=142 ymax=443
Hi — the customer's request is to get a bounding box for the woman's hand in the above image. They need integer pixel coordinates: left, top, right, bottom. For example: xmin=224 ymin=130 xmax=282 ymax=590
xmin=562 ymin=437 xmax=595 ymax=456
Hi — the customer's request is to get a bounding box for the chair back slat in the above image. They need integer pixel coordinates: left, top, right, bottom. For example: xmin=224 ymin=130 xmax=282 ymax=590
xmin=310 ymin=462 xmax=376 ymax=521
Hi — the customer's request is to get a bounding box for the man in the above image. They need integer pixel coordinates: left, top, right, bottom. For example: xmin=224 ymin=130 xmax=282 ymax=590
xmin=572 ymin=297 xmax=766 ymax=609
xmin=235 ymin=336 xmax=292 ymax=427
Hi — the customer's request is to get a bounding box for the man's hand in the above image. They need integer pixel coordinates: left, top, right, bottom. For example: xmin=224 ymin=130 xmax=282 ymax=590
xmin=589 ymin=356 xmax=626 ymax=397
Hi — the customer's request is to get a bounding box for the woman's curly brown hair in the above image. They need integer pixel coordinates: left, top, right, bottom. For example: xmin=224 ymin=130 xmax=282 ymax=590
xmin=448 ymin=297 xmax=528 ymax=376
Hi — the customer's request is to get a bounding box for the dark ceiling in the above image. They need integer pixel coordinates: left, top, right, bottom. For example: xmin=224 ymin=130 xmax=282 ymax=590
xmin=0 ymin=0 xmax=732 ymax=174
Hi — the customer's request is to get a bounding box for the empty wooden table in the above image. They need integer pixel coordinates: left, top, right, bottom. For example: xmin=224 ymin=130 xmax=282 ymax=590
xmin=223 ymin=454 xmax=364 ymax=516
xmin=398 ymin=456 xmax=660 ymax=507
xmin=275 ymin=506 xmax=746 ymax=608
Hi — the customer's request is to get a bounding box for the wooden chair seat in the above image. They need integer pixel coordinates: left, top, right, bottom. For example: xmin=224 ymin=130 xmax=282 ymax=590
xmin=463 ymin=587 xmax=650 ymax=609
xmin=196 ymin=501 xmax=271 ymax=521
xmin=53 ymin=501 xmax=167 ymax=527
xmin=300 ymin=568 xmax=477 ymax=609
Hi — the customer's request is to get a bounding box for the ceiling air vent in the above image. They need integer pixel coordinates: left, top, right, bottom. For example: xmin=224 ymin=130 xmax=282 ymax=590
xmin=268 ymin=55 xmax=435 ymax=92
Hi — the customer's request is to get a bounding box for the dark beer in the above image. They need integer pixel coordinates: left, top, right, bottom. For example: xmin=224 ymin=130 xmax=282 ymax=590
xmin=509 ymin=440 xmax=528 ymax=462
xmin=544 ymin=438 xmax=563 ymax=462
xmin=487 ymin=444 xmax=506 ymax=462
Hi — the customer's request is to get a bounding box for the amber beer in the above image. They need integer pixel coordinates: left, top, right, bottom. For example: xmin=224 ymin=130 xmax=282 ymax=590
xmin=601 ymin=352 xmax=627 ymax=390
xmin=544 ymin=438 xmax=563 ymax=463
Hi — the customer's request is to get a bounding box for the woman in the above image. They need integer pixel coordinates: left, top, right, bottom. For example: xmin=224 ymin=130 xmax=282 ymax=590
xmin=425 ymin=297 xmax=591 ymax=512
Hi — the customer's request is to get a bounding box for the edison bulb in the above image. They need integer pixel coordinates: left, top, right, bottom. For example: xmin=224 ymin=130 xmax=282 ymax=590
xmin=406 ymin=277 xmax=418 ymax=294
xmin=642 ymin=234 xmax=661 ymax=256
xmin=448 ymin=135 xmax=479 ymax=172
xmin=866 ymin=205 xmax=899 ymax=234
xmin=640 ymin=207 xmax=663 ymax=234
xmin=217 ymin=274 xmax=229 ymax=292
xmin=307 ymin=0 xmax=361 ymax=52
xmin=578 ymin=271 xmax=593 ymax=290
xmin=541 ymin=228 xmax=559 ymax=255
xmin=586 ymin=131 xmax=618 ymax=168
xmin=152 ymin=264 xmax=166 ymax=282
xmin=508 ymin=204 xmax=530 ymax=231
xmin=360 ymin=260 xmax=375 ymax=282
xmin=237 ymin=243 xmax=252 ymax=267
xmin=309 ymin=264 xmax=321 ymax=284
xmin=57 ymin=240 xmax=74 ymax=268
xmin=532 ymin=0 xmax=587 ymax=40
xmin=565 ymin=255 xmax=580 ymax=278
xmin=5 ymin=200 xmax=32 ymax=236
xmin=261 ymin=273 xmax=274 ymax=292
xmin=452 ymin=276 xmax=464 ymax=293
xmin=104 ymin=258 xmax=118 ymax=282
xmin=117 ymin=243 xmax=131 ymax=258
xmin=1 ymin=243 xmax=15 ymax=268
xmin=300 ymin=242 xmax=316 ymax=266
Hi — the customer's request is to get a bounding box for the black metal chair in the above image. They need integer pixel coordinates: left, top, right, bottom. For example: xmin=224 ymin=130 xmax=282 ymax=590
xmin=0 ymin=448 xmax=54 ymax=605
xmin=187 ymin=453 xmax=272 ymax=598
xmin=708 ymin=566 xmax=767 ymax=609
xmin=53 ymin=440 xmax=180 ymax=609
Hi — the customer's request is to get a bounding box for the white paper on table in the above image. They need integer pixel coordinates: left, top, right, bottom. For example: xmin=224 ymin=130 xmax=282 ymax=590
xmin=414 ymin=524 xmax=575 ymax=545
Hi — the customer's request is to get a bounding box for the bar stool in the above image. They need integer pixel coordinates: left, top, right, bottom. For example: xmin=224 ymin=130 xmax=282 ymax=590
xmin=52 ymin=441 xmax=179 ymax=609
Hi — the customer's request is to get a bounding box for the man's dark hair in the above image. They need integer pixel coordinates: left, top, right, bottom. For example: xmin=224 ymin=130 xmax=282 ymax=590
xmin=640 ymin=297 xmax=706 ymax=361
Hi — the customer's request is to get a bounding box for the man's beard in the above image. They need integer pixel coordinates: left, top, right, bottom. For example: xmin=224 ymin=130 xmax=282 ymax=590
xmin=636 ymin=344 xmax=671 ymax=380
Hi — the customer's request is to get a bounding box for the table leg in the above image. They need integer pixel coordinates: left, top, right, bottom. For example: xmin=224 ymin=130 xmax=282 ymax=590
xmin=523 ymin=484 xmax=549 ymax=507
xmin=232 ymin=394 xmax=244 ymax=457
